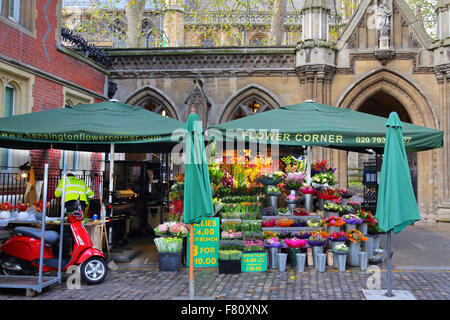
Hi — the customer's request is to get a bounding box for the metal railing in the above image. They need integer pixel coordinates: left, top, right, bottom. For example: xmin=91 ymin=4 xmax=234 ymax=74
xmin=0 ymin=167 xmax=104 ymax=217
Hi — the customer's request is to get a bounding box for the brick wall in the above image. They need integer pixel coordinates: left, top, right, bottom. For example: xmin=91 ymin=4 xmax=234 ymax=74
xmin=0 ymin=0 xmax=108 ymax=172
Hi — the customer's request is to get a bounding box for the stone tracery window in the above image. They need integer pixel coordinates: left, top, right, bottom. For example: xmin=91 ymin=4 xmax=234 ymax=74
xmin=230 ymin=95 xmax=273 ymax=120
xmin=140 ymin=97 xmax=171 ymax=118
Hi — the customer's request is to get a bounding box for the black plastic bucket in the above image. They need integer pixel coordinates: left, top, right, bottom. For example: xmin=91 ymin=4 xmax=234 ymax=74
xmin=158 ymin=252 xmax=182 ymax=272
xmin=218 ymin=259 xmax=241 ymax=274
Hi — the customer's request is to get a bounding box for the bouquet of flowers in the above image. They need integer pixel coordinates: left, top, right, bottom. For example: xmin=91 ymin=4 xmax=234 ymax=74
xmin=264 ymin=237 xmax=281 ymax=248
xmin=291 ymin=219 xmax=307 ymax=227
xmin=277 ymin=230 xmax=292 ymax=240
xmin=285 ymin=194 xmax=298 ymax=203
xmin=167 ymin=199 xmax=183 ymax=222
xmin=154 ymin=222 xmax=189 ymax=237
xmin=311 ymin=159 xmax=335 ymax=175
xmin=277 ymin=218 xmax=294 ymax=227
xmin=0 ymin=202 xmax=15 ymax=212
xmin=266 ymin=186 xmax=281 ymax=196
xmin=259 ymin=171 xmax=284 ymax=185
xmin=262 ymin=218 xmax=276 ymax=228
xmin=243 ymin=240 xmax=265 ymax=252
xmin=277 ymin=208 xmax=290 ymax=216
xmin=283 ymin=171 xmax=306 ymax=190
xmin=347 ymin=201 xmax=361 ymax=209
xmin=221 ymin=220 xmax=241 ymax=231
xmin=154 ymin=237 xmax=183 ymax=253
xmin=295 ymin=231 xmax=311 ymax=239
xmin=328 ymin=231 xmax=348 ymax=242
xmin=306 ymin=218 xmax=323 ymax=228
xmin=355 ymin=209 xmax=376 ymax=223
xmin=263 ymin=231 xmax=278 ymax=239
xmin=284 ymin=237 xmax=307 ymax=248
xmin=317 ymin=188 xmax=341 ymax=201
xmin=260 ymin=207 xmax=275 ymax=216
xmin=342 ymin=214 xmax=362 ymax=225
xmin=368 ymin=219 xmax=383 ymax=234
xmin=323 ymin=215 xmax=345 ymax=227
xmin=307 ymin=234 xmax=327 ymax=246
xmin=337 ymin=189 xmax=353 ymax=199
xmin=221 ymin=231 xmax=243 ymax=239
xmin=333 ymin=243 xmax=350 ymax=253
xmin=345 ymin=229 xmax=368 ymax=243
xmin=16 ymin=203 xmax=29 ymax=212
xmin=218 ymin=250 xmax=242 ymax=260
xmin=300 ymin=185 xmax=315 ymax=195
xmin=293 ymin=208 xmax=309 ymax=216
xmin=324 ymin=202 xmax=343 ymax=213
xmin=341 ymin=205 xmax=355 ymax=214
xmin=312 ymin=172 xmax=336 ymax=186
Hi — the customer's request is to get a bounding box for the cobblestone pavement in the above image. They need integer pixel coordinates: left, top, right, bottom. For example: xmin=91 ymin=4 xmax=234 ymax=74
xmin=0 ymin=265 xmax=448 ymax=300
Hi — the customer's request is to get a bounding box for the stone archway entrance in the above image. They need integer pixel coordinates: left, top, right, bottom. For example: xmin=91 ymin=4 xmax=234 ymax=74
xmin=356 ymin=91 xmax=418 ymax=200
xmin=337 ymin=69 xmax=440 ymax=220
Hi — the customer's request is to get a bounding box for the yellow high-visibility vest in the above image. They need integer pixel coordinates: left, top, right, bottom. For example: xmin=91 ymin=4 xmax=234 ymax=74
xmin=54 ymin=176 xmax=94 ymax=203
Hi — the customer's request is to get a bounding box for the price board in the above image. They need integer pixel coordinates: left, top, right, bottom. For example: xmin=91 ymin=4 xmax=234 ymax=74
xmin=241 ymin=252 xmax=267 ymax=272
xmin=186 ymin=217 xmax=219 ymax=268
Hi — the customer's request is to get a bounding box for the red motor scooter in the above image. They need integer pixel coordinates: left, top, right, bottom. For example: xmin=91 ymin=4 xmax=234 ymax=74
xmin=0 ymin=206 xmax=107 ymax=284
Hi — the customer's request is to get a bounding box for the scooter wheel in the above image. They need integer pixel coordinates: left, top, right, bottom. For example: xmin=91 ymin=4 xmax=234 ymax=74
xmin=80 ymin=257 xmax=107 ymax=285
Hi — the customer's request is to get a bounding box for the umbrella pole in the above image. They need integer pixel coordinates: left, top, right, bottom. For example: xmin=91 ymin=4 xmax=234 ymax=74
xmin=386 ymin=230 xmax=393 ymax=297
xmin=306 ymin=145 xmax=312 ymax=184
xmin=189 ymin=224 xmax=194 ymax=300
xmin=108 ymin=143 xmax=115 ymax=249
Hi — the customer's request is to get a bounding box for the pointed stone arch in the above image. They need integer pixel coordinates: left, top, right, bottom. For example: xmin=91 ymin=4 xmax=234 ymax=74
xmin=125 ymin=86 xmax=179 ymax=120
xmin=220 ymin=84 xmax=283 ymax=123
xmin=336 ymin=68 xmax=440 ymax=221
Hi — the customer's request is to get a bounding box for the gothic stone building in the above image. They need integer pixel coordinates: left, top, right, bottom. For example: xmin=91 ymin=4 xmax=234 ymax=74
xmin=100 ymin=0 xmax=450 ymax=225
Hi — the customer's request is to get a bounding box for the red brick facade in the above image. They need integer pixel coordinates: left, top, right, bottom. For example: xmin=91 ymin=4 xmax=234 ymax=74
xmin=0 ymin=0 xmax=107 ymax=172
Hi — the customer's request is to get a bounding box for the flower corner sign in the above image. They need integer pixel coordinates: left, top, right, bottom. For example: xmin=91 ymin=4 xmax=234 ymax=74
xmin=187 ymin=217 xmax=219 ymax=268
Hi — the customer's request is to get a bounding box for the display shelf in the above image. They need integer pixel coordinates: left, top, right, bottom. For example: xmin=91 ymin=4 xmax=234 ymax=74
xmin=262 ymin=226 xmax=323 ymax=232
xmin=261 ymin=215 xmax=322 ymax=220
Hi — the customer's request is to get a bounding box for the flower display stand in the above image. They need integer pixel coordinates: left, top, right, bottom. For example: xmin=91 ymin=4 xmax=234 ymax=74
xmin=218 ymin=259 xmax=241 ymax=274
xmin=158 ymin=252 xmax=182 ymax=272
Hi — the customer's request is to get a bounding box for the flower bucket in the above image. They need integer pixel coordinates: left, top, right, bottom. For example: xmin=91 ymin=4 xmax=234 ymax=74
xmin=316 ymin=253 xmax=326 ymax=272
xmin=303 ymin=193 xmax=313 ymax=212
xmin=218 ymin=259 xmax=241 ymax=274
xmin=158 ymin=252 xmax=182 ymax=272
xmin=296 ymin=253 xmax=306 ymax=272
xmin=359 ymin=252 xmax=368 ymax=271
xmin=288 ymin=248 xmax=301 ymax=268
xmin=329 ymin=240 xmax=345 ymax=251
xmin=312 ymin=246 xmax=323 ymax=267
xmin=268 ymin=247 xmax=279 ymax=269
xmin=347 ymin=242 xmax=361 ymax=267
xmin=277 ymin=253 xmax=288 ymax=272
xmin=345 ymin=223 xmax=356 ymax=232
xmin=327 ymin=225 xmax=341 ymax=234
xmin=318 ymin=198 xmax=324 ymax=211
xmin=333 ymin=252 xmax=347 ymax=272
xmin=288 ymin=203 xmax=296 ymax=213
xmin=358 ymin=222 xmax=369 ymax=236
xmin=373 ymin=235 xmax=381 ymax=250
xmin=268 ymin=195 xmax=278 ymax=210
xmin=364 ymin=235 xmax=375 ymax=258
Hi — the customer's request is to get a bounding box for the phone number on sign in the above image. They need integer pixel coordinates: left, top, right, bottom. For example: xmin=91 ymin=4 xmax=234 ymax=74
xmin=355 ymin=136 xmax=412 ymax=144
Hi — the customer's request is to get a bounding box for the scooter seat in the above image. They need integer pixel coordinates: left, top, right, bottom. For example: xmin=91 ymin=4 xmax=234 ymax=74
xmin=14 ymin=226 xmax=60 ymax=246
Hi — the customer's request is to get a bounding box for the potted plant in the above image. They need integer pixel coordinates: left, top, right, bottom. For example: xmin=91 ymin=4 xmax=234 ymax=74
xmin=154 ymin=237 xmax=184 ymax=271
xmin=264 ymin=237 xmax=281 ymax=269
xmin=218 ymin=250 xmax=242 ymax=274
xmin=323 ymin=202 xmax=343 ymax=218
xmin=342 ymin=213 xmax=362 ymax=232
xmin=0 ymin=202 xmax=15 ymax=219
xmin=221 ymin=230 xmax=243 ymax=240
xmin=277 ymin=218 xmax=294 ymax=228
xmin=277 ymin=207 xmax=290 ymax=216
xmin=306 ymin=218 xmax=323 ymax=228
xmin=327 ymin=231 xmax=348 ymax=250
xmin=261 ymin=207 xmax=275 ymax=216
xmin=291 ymin=219 xmax=307 ymax=227
xmin=295 ymin=231 xmax=311 ymax=240
xmin=283 ymin=171 xmax=306 ymax=191
xmin=262 ymin=218 xmax=276 ymax=228
xmin=266 ymin=186 xmax=281 ymax=196
xmin=259 ymin=171 xmax=284 ymax=185
xmin=333 ymin=243 xmax=349 ymax=272
xmin=293 ymin=207 xmax=309 ymax=216
xmin=355 ymin=209 xmax=375 ymax=236
xmin=323 ymin=215 xmax=345 ymax=234
xmin=345 ymin=229 xmax=368 ymax=267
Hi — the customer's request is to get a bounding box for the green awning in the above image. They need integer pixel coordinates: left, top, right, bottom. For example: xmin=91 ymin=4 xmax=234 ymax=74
xmin=208 ymin=100 xmax=443 ymax=153
xmin=0 ymin=100 xmax=185 ymax=153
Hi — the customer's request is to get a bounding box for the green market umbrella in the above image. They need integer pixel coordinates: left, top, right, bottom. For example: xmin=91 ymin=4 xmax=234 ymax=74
xmin=183 ymin=111 xmax=214 ymax=300
xmin=0 ymin=100 xmax=185 ymax=153
xmin=375 ymin=112 xmax=422 ymax=297
xmin=208 ymin=100 xmax=443 ymax=153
